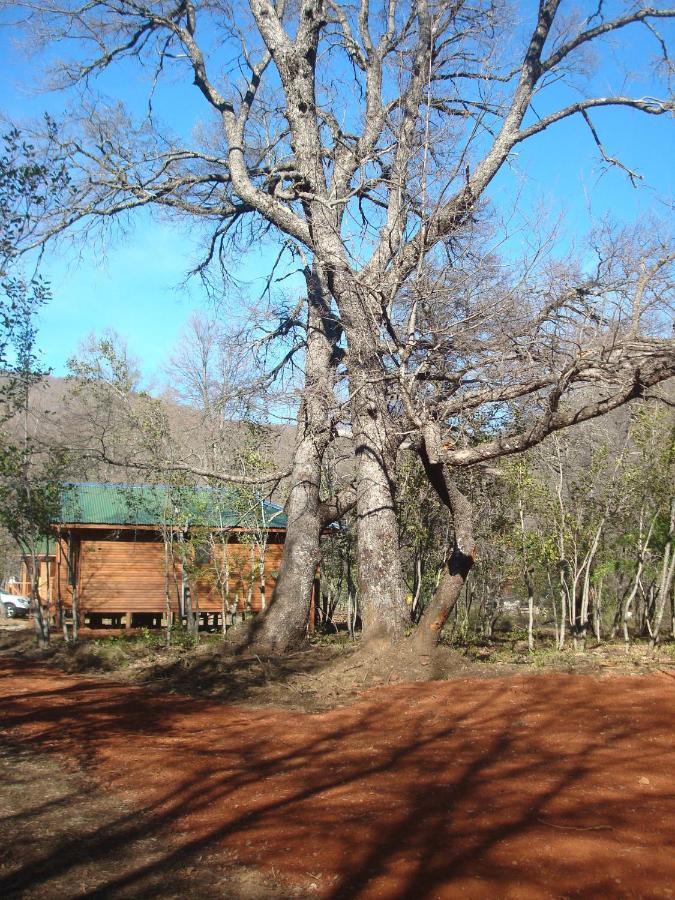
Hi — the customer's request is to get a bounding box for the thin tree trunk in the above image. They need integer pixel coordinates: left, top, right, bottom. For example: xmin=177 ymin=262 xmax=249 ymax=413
xmin=623 ymin=560 xmax=648 ymax=648
xmin=414 ymin=435 xmax=475 ymax=652
xmin=164 ymin=536 xmax=172 ymax=649
xmin=28 ymin=549 xmax=49 ymax=649
xmin=579 ymin=529 xmax=602 ymax=652
xmin=650 ymin=499 xmax=675 ymax=649
xmin=185 ymin=581 xmax=197 ymax=637
xmin=517 ymin=494 xmax=535 ymax=652
xmin=620 ymin=508 xmax=656 ymax=647
xmin=570 ymin=562 xmax=578 ymax=651
xmin=558 ymin=569 xmax=568 ymax=650
xmin=220 ymin=537 xmax=231 ymax=636
xmin=258 ymin=523 xmax=268 ymax=612
xmin=59 ymin=572 xmax=69 ymax=644
xmin=45 ymin=544 xmax=52 ymax=629
xmin=246 ymin=542 xmax=255 ymax=612
xmin=71 ymin=585 xmax=79 ymax=643
xmin=594 ymin=578 xmax=603 ymax=643
xmin=548 ymin=571 xmax=559 ymax=648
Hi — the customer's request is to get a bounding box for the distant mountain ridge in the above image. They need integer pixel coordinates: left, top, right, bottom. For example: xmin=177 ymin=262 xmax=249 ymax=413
xmin=19 ymin=375 xmax=298 ymax=499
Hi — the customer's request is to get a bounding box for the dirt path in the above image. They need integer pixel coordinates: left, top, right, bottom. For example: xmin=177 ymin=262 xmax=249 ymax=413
xmin=1 ymin=660 xmax=674 ymax=899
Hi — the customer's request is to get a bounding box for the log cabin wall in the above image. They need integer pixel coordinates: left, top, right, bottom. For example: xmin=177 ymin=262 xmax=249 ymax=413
xmin=55 ymin=526 xmax=285 ymax=618
xmin=193 ymin=538 xmax=284 ymax=613
xmin=77 ymin=531 xmax=171 ymax=615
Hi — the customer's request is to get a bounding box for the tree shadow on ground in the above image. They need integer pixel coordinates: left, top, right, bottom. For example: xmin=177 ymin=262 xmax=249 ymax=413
xmin=0 ymin=660 xmax=673 ymax=898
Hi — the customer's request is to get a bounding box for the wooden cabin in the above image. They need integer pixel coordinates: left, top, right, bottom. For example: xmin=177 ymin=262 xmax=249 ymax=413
xmin=25 ymin=482 xmax=289 ymax=630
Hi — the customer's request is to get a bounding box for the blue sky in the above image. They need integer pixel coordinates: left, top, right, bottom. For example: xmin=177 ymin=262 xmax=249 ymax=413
xmin=1 ymin=2 xmax=673 ymax=382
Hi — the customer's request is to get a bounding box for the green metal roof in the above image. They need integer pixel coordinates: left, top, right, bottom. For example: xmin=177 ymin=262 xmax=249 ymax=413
xmin=56 ymin=483 xmax=287 ymax=529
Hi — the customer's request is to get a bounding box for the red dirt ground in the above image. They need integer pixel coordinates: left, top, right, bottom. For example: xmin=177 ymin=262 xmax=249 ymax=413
xmin=1 ymin=660 xmax=674 ymax=899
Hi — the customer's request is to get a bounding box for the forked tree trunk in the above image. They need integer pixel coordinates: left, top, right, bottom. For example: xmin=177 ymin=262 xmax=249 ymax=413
xmin=414 ymin=434 xmax=475 ymax=653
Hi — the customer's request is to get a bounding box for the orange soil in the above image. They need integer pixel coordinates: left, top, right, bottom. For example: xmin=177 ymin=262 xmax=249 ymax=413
xmin=1 ymin=660 xmax=674 ymax=899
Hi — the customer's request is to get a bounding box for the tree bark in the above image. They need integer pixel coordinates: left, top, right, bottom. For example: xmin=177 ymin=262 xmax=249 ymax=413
xmin=246 ymin=263 xmax=339 ymax=653
xmin=330 ymin=278 xmax=410 ymax=644
xmin=650 ymin=498 xmax=675 ymax=649
xmin=28 ymin=552 xmax=49 ymax=649
xmin=414 ymin=434 xmax=475 ymax=652
xmin=350 ymin=368 xmax=409 ymax=643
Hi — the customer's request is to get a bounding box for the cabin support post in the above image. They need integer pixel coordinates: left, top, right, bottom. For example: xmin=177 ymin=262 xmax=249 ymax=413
xmin=124 ymin=610 xmax=132 ymax=630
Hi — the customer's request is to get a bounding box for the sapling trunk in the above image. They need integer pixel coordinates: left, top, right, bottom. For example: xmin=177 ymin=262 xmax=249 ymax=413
xmin=558 ymin=570 xmax=567 ymax=650
xmin=29 ymin=557 xmax=49 ymax=649
xmin=517 ymin=495 xmax=535 ymax=652
xmin=594 ymin=579 xmax=603 ymax=643
xmin=650 ymin=499 xmax=675 ymax=649
xmin=72 ymin=587 xmax=79 ymax=643
xmin=164 ymin=538 xmax=172 ymax=649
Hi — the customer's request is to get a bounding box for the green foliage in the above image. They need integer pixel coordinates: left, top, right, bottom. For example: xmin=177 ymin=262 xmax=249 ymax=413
xmin=93 ymin=621 xmax=199 ymax=657
xmin=395 ymin=452 xmax=451 ymax=615
xmin=165 ymin=622 xmax=199 ymax=651
xmin=415 ymin=406 xmax=674 ymax=652
xmin=0 ymin=260 xmax=70 ymax=567
xmin=0 ymin=119 xmax=70 ymax=265
xmin=0 ymin=447 xmax=70 ymax=553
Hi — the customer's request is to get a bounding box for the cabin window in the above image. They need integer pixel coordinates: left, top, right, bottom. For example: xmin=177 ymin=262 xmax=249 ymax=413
xmin=194 ymin=544 xmax=211 ymax=567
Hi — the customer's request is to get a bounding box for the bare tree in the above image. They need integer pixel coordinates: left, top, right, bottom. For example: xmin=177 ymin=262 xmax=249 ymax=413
xmin=398 ymin=230 xmax=674 ymax=650
xmin=6 ymin=0 xmax=675 ymax=648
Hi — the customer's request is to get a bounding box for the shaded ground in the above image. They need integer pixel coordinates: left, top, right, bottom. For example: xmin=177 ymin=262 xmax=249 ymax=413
xmin=3 ymin=624 xmax=673 ymax=714
xmin=0 ymin=628 xmax=482 ymax=712
xmin=0 ymin=745 xmax=304 ymax=899
xmin=1 ymin=659 xmax=674 ymax=898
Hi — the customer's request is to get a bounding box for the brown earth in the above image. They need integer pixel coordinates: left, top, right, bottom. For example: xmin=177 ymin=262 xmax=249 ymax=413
xmin=0 ymin=628 xmax=487 ymax=712
xmin=1 ymin=659 xmax=674 ymax=898
xmin=4 ymin=624 xmax=673 ymax=716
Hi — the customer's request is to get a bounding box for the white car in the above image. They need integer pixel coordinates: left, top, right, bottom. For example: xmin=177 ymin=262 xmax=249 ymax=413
xmin=0 ymin=592 xmax=31 ymax=618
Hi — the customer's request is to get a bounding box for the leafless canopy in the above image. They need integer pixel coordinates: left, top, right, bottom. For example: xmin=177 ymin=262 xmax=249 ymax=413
xmin=8 ymin=0 xmax=675 ymax=397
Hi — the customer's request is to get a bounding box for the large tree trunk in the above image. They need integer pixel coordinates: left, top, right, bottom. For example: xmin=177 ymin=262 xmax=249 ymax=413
xmin=348 ymin=345 xmax=409 ymax=644
xmin=414 ymin=431 xmax=475 ymax=653
xmin=352 ymin=412 xmax=408 ymax=642
xmin=249 ymin=410 xmax=326 ymax=651
xmin=247 ymin=264 xmax=338 ymax=653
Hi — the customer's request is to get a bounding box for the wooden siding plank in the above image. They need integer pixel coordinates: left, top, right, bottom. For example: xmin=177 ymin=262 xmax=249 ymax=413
xmin=73 ymin=534 xmax=285 ymax=615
